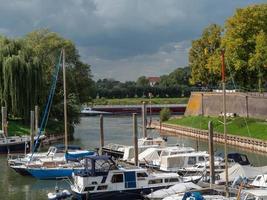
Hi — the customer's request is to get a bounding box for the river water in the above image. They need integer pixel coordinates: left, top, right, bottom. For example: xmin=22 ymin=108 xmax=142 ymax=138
xmin=1 ymin=115 xmax=267 ymax=200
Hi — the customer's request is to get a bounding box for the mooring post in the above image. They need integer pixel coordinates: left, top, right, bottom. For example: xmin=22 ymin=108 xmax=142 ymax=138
xmin=35 ymin=105 xmax=39 ymax=135
xmin=208 ymin=121 xmax=215 ymax=186
xmin=245 ymin=96 xmax=249 ymax=118
xmin=201 ymin=93 xmax=204 ymax=116
xmin=30 ymin=111 xmax=35 ymax=153
xmin=133 ymin=113 xmax=138 ymax=166
xmin=99 ymin=114 xmax=104 ymax=155
xmin=142 ymin=102 xmax=147 ymax=138
xmin=1 ymin=107 xmax=7 ymax=137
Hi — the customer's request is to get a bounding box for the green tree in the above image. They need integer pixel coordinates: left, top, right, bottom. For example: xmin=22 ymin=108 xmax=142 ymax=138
xmin=160 ymin=108 xmax=171 ymax=122
xmin=189 ymin=24 xmax=222 ymax=86
xmin=222 ymin=4 xmax=267 ymax=89
xmin=0 ymin=37 xmax=43 ymax=121
xmin=248 ymin=31 xmax=267 ymax=92
xmin=0 ymin=29 xmax=95 ymax=136
xmin=136 ymin=76 xmax=149 ymax=87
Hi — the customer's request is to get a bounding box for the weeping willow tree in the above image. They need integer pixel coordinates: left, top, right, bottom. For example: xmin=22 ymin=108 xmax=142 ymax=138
xmin=0 ymin=30 xmax=95 ymax=133
xmin=0 ymin=37 xmax=43 ymax=122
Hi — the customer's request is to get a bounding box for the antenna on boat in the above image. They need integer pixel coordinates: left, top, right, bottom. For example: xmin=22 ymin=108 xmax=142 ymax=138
xmin=62 ymin=48 xmax=68 ymax=153
xmin=221 ymin=49 xmax=229 ymax=197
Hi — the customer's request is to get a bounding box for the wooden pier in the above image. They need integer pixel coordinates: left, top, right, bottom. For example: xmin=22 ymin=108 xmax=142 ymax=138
xmin=42 ymin=134 xmax=64 ymax=146
xmin=151 ymin=121 xmax=267 ymax=153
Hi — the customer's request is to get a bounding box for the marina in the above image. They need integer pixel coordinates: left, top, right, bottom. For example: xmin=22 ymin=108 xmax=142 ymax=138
xmin=0 ymin=2 xmax=266 ymax=200
xmin=1 ymin=115 xmax=267 ymax=199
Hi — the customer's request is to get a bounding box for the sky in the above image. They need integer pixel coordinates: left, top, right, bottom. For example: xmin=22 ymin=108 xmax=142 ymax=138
xmin=0 ymin=0 xmax=266 ymax=81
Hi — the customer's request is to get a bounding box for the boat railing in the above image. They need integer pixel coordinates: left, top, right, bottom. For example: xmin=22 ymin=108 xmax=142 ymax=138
xmin=0 ymin=136 xmax=29 ymax=144
xmin=103 ymin=143 xmax=126 ymax=151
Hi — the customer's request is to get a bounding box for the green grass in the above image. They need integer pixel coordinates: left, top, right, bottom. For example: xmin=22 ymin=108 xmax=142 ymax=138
xmin=4 ymin=120 xmax=30 ymax=136
xmin=92 ymin=97 xmax=189 ymax=105
xmin=1 ymin=120 xmax=64 ymax=136
xmin=167 ymin=116 xmax=267 ymax=140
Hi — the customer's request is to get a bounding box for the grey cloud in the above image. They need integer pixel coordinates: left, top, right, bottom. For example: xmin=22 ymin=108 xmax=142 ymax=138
xmin=0 ymin=0 xmax=265 ymax=80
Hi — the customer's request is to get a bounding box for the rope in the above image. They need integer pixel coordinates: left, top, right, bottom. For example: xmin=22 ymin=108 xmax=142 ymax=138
xmin=30 ymin=50 xmax=63 ymax=160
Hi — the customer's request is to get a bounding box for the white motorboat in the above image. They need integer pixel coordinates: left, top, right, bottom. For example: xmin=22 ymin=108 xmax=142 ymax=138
xmin=145 ymin=182 xmax=201 ymax=200
xmin=81 ymin=107 xmax=110 ymax=116
xmin=159 ymin=151 xmax=209 ymax=172
xmin=251 ymin=174 xmax=267 ymax=187
xmin=0 ymin=130 xmax=45 ymax=154
xmin=71 ymin=155 xmax=183 ymax=200
xmin=103 ymin=137 xmax=167 ymax=161
xmin=238 ymin=189 xmax=267 ymax=200
xmin=130 ymin=145 xmax=195 ymax=166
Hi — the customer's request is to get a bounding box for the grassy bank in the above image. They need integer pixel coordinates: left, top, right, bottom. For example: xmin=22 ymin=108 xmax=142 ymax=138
xmin=92 ymin=97 xmax=189 ymax=105
xmin=167 ymin=116 xmax=267 ymax=140
xmin=6 ymin=120 xmax=30 ymax=136
xmin=2 ymin=120 xmax=64 ymax=137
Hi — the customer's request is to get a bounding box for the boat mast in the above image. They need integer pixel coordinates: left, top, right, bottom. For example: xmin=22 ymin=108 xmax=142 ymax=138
xmin=221 ymin=50 xmax=229 ymax=197
xmin=62 ymin=49 xmax=68 ymax=152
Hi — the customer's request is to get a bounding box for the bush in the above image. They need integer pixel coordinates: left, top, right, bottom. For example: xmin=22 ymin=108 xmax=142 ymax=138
xmin=160 ymin=108 xmax=171 ymax=122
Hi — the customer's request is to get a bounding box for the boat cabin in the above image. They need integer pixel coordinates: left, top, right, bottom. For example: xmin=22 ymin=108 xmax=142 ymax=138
xmin=159 ymin=151 xmax=209 ymax=172
xmin=228 ymin=153 xmax=250 ymax=165
xmin=240 ymin=189 xmax=267 ymax=200
xmin=251 ymin=174 xmax=267 ymax=188
xmin=72 ymin=155 xmax=181 ymax=199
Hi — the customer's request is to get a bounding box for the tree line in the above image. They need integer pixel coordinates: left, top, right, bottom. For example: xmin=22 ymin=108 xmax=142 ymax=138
xmin=94 ymin=66 xmax=191 ymax=99
xmin=189 ymin=4 xmax=267 ymax=91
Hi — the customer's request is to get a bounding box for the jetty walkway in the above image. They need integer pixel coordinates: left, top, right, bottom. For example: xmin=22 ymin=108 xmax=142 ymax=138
xmin=91 ymin=104 xmax=186 ymax=115
xmin=151 ymin=121 xmax=267 ymax=153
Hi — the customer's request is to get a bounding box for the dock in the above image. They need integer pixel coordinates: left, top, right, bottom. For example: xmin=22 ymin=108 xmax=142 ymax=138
xmin=85 ymin=104 xmax=186 ymax=115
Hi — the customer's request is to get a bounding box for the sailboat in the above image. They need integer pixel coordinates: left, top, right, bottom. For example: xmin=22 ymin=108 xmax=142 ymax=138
xmin=10 ymin=49 xmax=94 ymax=179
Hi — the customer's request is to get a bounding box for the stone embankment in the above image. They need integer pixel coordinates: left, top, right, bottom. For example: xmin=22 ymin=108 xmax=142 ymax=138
xmin=185 ymin=92 xmax=267 ymax=120
xmin=151 ymin=121 xmax=267 ymax=153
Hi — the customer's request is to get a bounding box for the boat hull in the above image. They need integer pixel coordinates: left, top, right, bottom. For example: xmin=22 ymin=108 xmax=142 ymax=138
xmin=27 ymin=168 xmax=77 ymax=180
xmin=11 ymin=166 xmax=32 ymax=176
xmin=72 ymin=186 xmax=165 ymax=200
xmin=0 ymin=142 xmax=29 ymax=154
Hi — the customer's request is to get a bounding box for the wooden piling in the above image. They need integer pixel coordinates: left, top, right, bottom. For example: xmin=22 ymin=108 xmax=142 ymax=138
xmin=142 ymin=102 xmax=147 ymax=138
xmin=99 ymin=114 xmax=104 ymax=155
xmin=1 ymin=107 xmax=7 ymax=136
xmin=245 ymin=96 xmax=249 ymax=118
xmin=35 ymin=105 xmax=39 ymax=135
xmin=30 ymin=111 xmax=35 ymax=153
xmin=208 ymin=121 xmax=215 ymax=186
xmin=133 ymin=113 xmax=138 ymax=166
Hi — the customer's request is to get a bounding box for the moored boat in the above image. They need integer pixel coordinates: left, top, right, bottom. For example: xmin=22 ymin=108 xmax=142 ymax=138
xmin=71 ymin=155 xmax=183 ymax=200
xmin=0 ymin=130 xmax=45 ymax=154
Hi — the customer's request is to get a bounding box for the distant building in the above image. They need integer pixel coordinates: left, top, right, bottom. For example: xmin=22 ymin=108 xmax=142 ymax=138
xmin=147 ymin=77 xmax=160 ymax=87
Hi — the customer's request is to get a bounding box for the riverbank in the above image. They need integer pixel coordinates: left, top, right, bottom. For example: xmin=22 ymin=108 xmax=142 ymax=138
xmin=91 ymin=97 xmax=189 ymax=105
xmin=166 ymin=116 xmax=267 ymax=140
xmin=3 ymin=120 xmax=65 ymax=137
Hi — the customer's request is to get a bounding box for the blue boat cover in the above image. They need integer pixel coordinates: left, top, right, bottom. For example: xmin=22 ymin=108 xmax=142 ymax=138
xmin=182 ymin=192 xmax=204 ymax=200
xmin=65 ymin=151 xmax=95 ymax=161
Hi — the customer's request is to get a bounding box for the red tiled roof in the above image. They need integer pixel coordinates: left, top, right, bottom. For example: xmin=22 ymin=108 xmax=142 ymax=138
xmin=147 ymin=77 xmax=160 ymax=82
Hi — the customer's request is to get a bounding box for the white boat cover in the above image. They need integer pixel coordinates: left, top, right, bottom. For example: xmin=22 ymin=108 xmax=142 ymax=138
xmin=219 ymin=163 xmax=267 ymax=182
xmin=146 ymin=182 xmax=201 ymax=199
xmin=163 ymin=194 xmax=230 ymax=200
xmin=133 ymin=147 xmax=160 ymax=163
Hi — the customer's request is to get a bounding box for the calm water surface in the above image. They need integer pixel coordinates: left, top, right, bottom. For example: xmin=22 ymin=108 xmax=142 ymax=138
xmin=1 ymin=115 xmax=267 ymax=200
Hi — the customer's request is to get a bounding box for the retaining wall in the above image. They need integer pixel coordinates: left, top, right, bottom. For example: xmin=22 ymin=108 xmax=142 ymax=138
xmin=185 ymin=92 xmax=267 ymax=119
xmin=151 ymin=121 xmax=267 ymax=153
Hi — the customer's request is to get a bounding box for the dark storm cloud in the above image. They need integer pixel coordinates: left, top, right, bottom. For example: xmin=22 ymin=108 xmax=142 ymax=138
xmin=0 ymin=0 xmax=266 ymax=80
